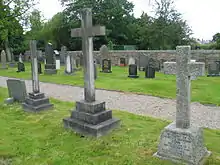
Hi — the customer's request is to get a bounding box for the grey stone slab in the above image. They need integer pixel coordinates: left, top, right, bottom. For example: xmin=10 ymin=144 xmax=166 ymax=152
xmin=44 ymin=43 xmax=57 ymax=74
xmin=1 ymin=50 xmax=8 ymax=69
xmin=76 ymin=100 xmax=106 ymax=114
xmin=7 ymin=79 xmax=27 ymax=102
xmin=154 ymin=122 xmax=211 ymax=165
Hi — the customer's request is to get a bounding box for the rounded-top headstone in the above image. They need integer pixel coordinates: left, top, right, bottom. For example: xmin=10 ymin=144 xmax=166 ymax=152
xmin=100 ymin=45 xmax=109 ymax=59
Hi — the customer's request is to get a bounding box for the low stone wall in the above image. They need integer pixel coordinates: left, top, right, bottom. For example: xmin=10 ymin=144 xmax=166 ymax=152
xmin=68 ymin=50 xmax=220 ymax=67
xmin=163 ymin=61 xmax=206 ymax=79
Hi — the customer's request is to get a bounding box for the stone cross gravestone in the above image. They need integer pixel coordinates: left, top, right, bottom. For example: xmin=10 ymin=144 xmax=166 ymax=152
xmin=1 ymin=50 xmax=8 ymax=69
xmin=207 ymin=61 xmax=220 ymax=77
xmin=60 ymin=46 xmax=66 ymax=64
xmin=54 ymin=50 xmax=60 ymax=70
xmin=63 ymin=8 xmax=120 ymax=137
xmin=128 ymin=64 xmax=139 ymax=78
xmin=154 ymin=46 xmax=211 ymax=165
xmin=22 ymin=40 xmax=53 ymax=112
xmin=44 ymin=43 xmax=57 ymax=75
xmin=101 ymin=59 xmax=112 ymax=73
xmin=6 ymin=79 xmax=27 ymax=102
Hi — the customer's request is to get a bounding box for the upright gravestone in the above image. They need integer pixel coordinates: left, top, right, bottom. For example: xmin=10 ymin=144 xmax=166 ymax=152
xmin=22 ymin=40 xmax=53 ymax=112
xmin=5 ymin=79 xmax=27 ymax=103
xmin=1 ymin=50 xmax=8 ymax=69
xmin=100 ymin=45 xmax=109 ymax=59
xmin=94 ymin=62 xmax=97 ymax=80
xmin=154 ymin=46 xmax=211 ymax=165
xmin=128 ymin=64 xmax=139 ymax=78
xmin=207 ymin=61 xmax=220 ymax=77
xmin=119 ymin=58 xmax=126 ymax=66
xmin=139 ymin=55 xmax=149 ymax=71
xmin=60 ymin=46 xmax=66 ymax=65
xmin=44 ymin=43 xmax=57 ymax=75
xmin=63 ymin=8 xmax=120 ymax=137
xmin=54 ymin=50 xmax=60 ymax=70
xmin=145 ymin=58 xmax=156 ymax=78
xmin=17 ymin=54 xmax=25 ymax=72
xmin=65 ymin=49 xmax=74 ymax=75
xmin=101 ymin=59 xmax=112 ymax=73
xmin=38 ymin=62 xmax=42 ymax=74
xmin=128 ymin=56 xmax=136 ymax=65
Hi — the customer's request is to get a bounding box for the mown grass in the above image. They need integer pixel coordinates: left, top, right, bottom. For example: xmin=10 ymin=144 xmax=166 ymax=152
xmin=0 ymin=87 xmax=220 ymax=165
xmin=0 ymin=62 xmax=220 ymax=105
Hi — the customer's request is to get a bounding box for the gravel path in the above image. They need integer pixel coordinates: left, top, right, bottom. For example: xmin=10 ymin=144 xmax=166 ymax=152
xmin=1 ymin=76 xmax=220 ymax=129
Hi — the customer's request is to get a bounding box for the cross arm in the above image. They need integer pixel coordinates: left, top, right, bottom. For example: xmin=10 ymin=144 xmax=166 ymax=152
xmin=71 ymin=25 xmax=106 ymax=37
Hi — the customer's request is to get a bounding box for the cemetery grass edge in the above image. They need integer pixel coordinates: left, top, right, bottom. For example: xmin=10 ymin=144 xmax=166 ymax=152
xmin=0 ymin=87 xmax=220 ymax=164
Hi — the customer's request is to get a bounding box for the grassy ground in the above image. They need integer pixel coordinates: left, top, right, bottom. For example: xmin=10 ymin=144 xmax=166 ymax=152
xmin=0 ymin=62 xmax=220 ymax=105
xmin=0 ymin=87 xmax=220 ymax=165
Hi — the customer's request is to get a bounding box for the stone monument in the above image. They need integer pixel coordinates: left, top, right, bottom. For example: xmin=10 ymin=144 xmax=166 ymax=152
xmin=128 ymin=64 xmax=139 ymax=78
xmin=154 ymin=46 xmax=211 ymax=165
xmin=44 ymin=43 xmax=57 ymax=75
xmin=1 ymin=50 xmax=8 ymax=69
xmin=63 ymin=8 xmax=120 ymax=137
xmin=101 ymin=59 xmax=112 ymax=73
xmin=22 ymin=40 xmax=54 ymax=112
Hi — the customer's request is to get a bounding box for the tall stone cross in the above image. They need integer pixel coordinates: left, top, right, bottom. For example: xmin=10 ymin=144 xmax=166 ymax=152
xmin=30 ymin=40 xmax=40 ymax=93
xmin=71 ymin=8 xmax=105 ymax=102
xmin=176 ymin=46 xmax=191 ymax=129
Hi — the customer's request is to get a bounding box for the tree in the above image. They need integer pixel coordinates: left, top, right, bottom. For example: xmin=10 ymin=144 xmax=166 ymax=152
xmin=0 ymin=0 xmax=38 ymax=61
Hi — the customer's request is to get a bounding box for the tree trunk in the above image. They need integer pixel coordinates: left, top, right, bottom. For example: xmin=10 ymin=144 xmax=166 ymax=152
xmin=5 ymin=36 xmax=12 ymax=62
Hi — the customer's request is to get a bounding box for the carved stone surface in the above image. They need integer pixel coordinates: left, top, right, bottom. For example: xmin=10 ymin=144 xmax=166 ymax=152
xmin=163 ymin=61 xmax=205 ymax=80
xmin=154 ymin=122 xmax=211 ymax=165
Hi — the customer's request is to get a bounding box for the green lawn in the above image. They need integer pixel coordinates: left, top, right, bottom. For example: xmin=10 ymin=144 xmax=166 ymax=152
xmin=0 ymin=87 xmax=220 ymax=165
xmin=0 ymin=62 xmax=220 ymax=105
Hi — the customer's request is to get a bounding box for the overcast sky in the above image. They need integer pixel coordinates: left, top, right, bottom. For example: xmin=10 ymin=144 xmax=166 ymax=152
xmin=37 ymin=0 xmax=220 ymax=40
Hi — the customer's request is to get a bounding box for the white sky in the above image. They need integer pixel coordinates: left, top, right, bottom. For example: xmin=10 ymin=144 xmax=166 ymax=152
xmin=37 ymin=0 xmax=220 ymax=40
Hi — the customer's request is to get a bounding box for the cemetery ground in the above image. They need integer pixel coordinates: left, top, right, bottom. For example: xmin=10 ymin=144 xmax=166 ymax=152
xmin=0 ymin=87 xmax=220 ymax=165
xmin=0 ymin=62 xmax=220 ymax=105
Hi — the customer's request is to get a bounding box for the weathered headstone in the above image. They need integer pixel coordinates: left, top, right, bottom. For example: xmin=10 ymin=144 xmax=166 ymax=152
xmin=1 ymin=50 xmax=8 ymax=69
xmin=18 ymin=53 xmax=23 ymax=63
xmin=128 ymin=64 xmax=139 ymax=78
xmin=128 ymin=56 xmax=136 ymax=65
xmin=63 ymin=8 xmax=120 ymax=137
xmin=101 ymin=59 xmax=112 ymax=73
xmin=154 ymin=46 xmax=211 ymax=165
xmin=5 ymin=79 xmax=27 ymax=103
xmin=16 ymin=62 xmax=25 ymax=72
xmin=119 ymin=58 xmax=126 ymax=66
xmin=139 ymin=55 xmax=148 ymax=71
xmin=38 ymin=62 xmax=42 ymax=74
xmin=100 ymin=45 xmax=109 ymax=65
xmin=207 ymin=61 xmax=220 ymax=77
xmin=22 ymin=40 xmax=53 ymax=112
xmin=94 ymin=63 xmax=97 ymax=80
xmin=54 ymin=50 xmax=60 ymax=70
xmin=65 ymin=52 xmax=73 ymax=75
xmin=44 ymin=43 xmax=57 ymax=75
xmin=60 ymin=46 xmax=66 ymax=64
xmin=145 ymin=58 xmax=156 ymax=78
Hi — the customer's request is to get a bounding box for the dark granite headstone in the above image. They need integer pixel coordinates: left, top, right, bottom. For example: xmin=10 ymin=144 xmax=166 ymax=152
xmin=120 ymin=58 xmax=126 ymax=66
xmin=94 ymin=63 xmax=97 ymax=80
xmin=16 ymin=62 xmax=25 ymax=72
xmin=6 ymin=79 xmax=27 ymax=102
xmin=145 ymin=67 xmax=155 ymax=78
xmin=128 ymin=64 xmax=139 ymax=78
xmin=38 ymin=62 xmax=42 ymax=74
xmin=44 ymin=43 xmax=57 ymax=75
xmin=207 ymin=61 xmax=220 ymax=77
xmin=101 ymin=59 xmax=112 ymax=73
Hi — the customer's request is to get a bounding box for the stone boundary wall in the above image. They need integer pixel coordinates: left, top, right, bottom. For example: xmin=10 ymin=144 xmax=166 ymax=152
xmin=68 ymin=50 xmax=220 ymax=66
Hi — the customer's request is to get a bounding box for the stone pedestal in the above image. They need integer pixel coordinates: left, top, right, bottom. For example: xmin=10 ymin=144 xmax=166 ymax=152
xmin=154 ymin=122 xmax=211 ymax=165
xmin=44 ymin=64 xmax=57 ymax=75
xmin=63 ymin=100 xmax=120 ymax=137
xmin=22 ymin=92 xmax=53 ymax=112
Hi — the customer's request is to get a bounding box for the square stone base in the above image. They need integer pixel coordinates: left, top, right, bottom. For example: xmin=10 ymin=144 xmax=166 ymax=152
xmin=100 ymin=70 xmax=112 ymax=73
xmin=154 ymin=122 xmax=211 ymax=165
xmin=128 ymin=75 xmax=139 ymax=78
xmin=22 ymin=92 xmax=53 ymax=112
xmin=63 ymin=100 xmax=120 ymax=138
